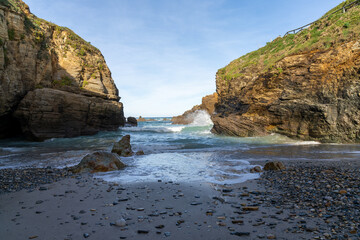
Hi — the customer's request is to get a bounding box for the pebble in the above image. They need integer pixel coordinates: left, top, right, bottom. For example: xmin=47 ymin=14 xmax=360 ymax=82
xmin=231 ymin=232 xmax=250 ymax=236
xmin=137 ymin=230 xmax=149 ymax=234
xmin=115 ymin=218 xmax=126 ymax=227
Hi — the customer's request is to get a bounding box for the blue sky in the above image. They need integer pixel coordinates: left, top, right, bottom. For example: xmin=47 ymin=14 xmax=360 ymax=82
xmin=26 ymin=0 xmax=342 ymax=117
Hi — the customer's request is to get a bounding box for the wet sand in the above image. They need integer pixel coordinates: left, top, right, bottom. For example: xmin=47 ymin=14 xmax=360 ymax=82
xmin=0 ymin=159 xmax=359 ymax=240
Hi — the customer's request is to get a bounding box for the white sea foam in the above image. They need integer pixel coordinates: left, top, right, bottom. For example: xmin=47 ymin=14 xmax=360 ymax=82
xmin=189 ymin=110 xmax=213 ymax=126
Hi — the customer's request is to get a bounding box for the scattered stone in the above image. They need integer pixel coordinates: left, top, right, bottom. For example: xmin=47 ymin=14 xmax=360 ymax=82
xmin=83 ymin=233 xmax=90 ymax=238
xmin=267 ymin=233 xmax=276 ymax=239
xmin=250 ymin=166 xmax=263 ymax=173
xmin=28 ymin=236 xmax=38 ymax=239
xmin=242 ymin=206 xmax=259 ymax=211
xmin=231 ymin=232 xmax=250 ymax=237
xmin=115 ymin=218 xmax=126 ymax=227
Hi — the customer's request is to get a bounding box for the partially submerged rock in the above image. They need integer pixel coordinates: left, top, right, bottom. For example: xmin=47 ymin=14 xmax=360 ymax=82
xmin=70 ymin=152 xmax=126 ymax=173
xmin=264 ymin=161 xmax=285 ymax=171
xmin=126 ymin=117 xmax=138 ymax=127
xmin=135 ymin=150 xmax=145 ymax=156
xmin=112 ymin=135 xmax=134 ymax=157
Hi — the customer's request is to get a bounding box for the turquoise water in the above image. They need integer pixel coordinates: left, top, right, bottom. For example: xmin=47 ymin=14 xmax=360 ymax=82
xmin=1 ymin=111 xmax=360 ymax=184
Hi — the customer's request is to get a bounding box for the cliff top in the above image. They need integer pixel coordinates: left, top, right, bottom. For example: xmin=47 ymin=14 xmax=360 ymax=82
xmin=0 ymin=0 xmax=100 ymax=53
xmin=218 ymin=0 xmax=360 ymax=81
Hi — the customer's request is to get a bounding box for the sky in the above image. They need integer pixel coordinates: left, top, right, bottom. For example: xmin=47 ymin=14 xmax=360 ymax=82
xmin=26 ymin=0 xmax=343 ymax=117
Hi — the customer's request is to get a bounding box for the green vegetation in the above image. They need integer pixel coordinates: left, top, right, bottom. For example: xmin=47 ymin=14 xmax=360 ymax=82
xmin=218 ymin=0 xmax=360 ymax=82
xmin=4 ymin=48 xmax=10 ymax=66
xmin=0 ymin=0 xmax=22 ymax=13
xmin=82 ymin=80 xmax=89 ymax=88
xmin=8 ymin=28 xmax=15 ymax=40
xmin=53 ymin=76 xmax=73 ymax=86
xmin=90 ymin=73 xmax=97 ymax=79
xmin=98 ymin=63 xmax=104 ymax=71
xmin=0 ymin=38 xmax=3 ymax=46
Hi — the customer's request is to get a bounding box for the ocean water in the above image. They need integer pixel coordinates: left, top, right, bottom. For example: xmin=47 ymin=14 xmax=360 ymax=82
xmin=1 ymin=111 xmax=360 ymax=184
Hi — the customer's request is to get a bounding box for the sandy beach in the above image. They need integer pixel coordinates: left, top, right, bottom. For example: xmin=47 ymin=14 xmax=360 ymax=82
xmin=1 ymin=160 xmax=359 ymax=240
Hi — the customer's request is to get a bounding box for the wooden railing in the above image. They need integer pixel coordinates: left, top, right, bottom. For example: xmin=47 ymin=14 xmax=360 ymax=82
xmin=284 ymin=0 xmax=360 ymax=36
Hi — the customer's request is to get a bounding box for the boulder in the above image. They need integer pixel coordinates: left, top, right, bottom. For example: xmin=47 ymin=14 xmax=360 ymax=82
xmin=111 ymin=135 xmax=134 ymax=157
xmin=126 ymin=117 xmax=137 ymax=127
xmin=70 ymin=151 xmax=126 ymax=173
xmin=264 ymin=161 xmax=285 ymax=171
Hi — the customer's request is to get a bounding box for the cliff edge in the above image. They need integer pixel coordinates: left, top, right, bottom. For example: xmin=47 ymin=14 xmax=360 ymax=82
xmin=212 ymin=0 xmax=360 ymax=143
xmin=0 ymin=0 xmax=125 ymax=140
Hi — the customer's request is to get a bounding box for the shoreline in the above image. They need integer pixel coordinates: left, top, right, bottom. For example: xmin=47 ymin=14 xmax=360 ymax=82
xmin=0 ymin=159 xmax=359 ymax=239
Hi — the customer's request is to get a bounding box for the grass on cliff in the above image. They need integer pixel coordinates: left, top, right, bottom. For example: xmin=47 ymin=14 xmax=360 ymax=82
xmin=1 ymin=0 xmax=99 ymax=56
xmin=218 ymin=0 xmax=360 ymax=82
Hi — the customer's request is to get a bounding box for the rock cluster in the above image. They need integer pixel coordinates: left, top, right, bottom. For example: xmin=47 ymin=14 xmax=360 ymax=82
xmin=0 ymin=0 xmax=124 ymax=140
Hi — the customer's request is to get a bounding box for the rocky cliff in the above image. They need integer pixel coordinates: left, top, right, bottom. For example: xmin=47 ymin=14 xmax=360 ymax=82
xmin=172 ymin=93 xmax=217 ymax=125
xmin=212 ymin=1 xmax=360 ymax=143
xmin=0 ymin=0 xmax=124 ymax=140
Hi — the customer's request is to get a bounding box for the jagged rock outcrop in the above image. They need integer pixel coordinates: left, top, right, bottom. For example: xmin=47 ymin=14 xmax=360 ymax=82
xmin=211 ymin=2 xmax=360 ymax=143
xmin=111 ymin=135 xmax=134 ymax=157
xmin=0 ymin=0 xmax=124 ymax=139
xmin=172 ymin=93 xmax=218 ymax=125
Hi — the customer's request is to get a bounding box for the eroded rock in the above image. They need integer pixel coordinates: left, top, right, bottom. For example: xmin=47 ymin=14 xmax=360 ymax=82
xmin=70 ymin=152 xmax=126 ymax=173
xmin=13 ymin=88 xmax=124 ymax=141
xmin=111 ymin=135 xmax=134 ymax=157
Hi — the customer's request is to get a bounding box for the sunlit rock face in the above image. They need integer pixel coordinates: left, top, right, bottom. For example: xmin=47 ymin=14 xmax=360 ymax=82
xmin=212 ymin=41 xmax=360 ymax=143
xmin=0 ymin=0 xmax=124 ymax=139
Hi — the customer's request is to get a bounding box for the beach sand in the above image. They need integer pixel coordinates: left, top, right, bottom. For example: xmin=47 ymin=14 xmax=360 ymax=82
xmin=0 ymin=160 xmax=359 ymax=240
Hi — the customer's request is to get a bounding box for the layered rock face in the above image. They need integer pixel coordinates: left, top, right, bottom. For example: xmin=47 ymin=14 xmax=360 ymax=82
xmin=212 ymin=41 xmax=360 ymax=143
xmin=172 ymin=93 xmax=217 ymax=125
xmin=14 ymin=89 xmax=124 ymax=140
xmin=211 ymin=1 xmax=360 ymax=143
xmin=0 ymin=0 xmax=124 ymax=140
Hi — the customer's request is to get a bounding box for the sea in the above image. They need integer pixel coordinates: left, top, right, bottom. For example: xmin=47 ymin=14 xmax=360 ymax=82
xmin=1 ymin=111 xmax=360 ymax=185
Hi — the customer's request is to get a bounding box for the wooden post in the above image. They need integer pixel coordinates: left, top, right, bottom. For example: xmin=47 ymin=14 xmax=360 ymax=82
xmin=343 ymin=7 xmax=346 ymax=13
